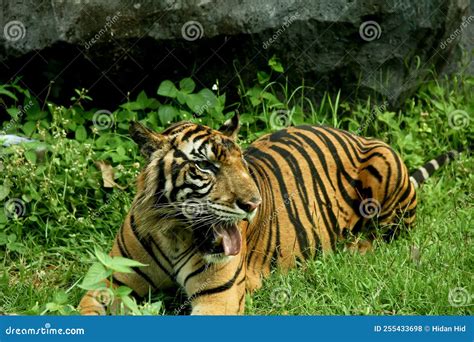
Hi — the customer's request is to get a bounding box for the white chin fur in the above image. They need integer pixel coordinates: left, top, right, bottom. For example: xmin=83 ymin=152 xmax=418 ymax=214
xmin=203 ymin=253 xmax=233 ymax=264
xmin=247 ymin=208 xmax=257 ymax=221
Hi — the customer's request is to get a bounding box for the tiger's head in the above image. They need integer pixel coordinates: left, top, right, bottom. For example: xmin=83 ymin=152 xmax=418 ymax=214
xmin=130 ymin=113 xmax=261 ymax=263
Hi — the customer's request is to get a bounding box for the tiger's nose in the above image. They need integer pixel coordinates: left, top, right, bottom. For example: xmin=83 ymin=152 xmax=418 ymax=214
xmin=236 ymin=197 xmax=262 ymax=213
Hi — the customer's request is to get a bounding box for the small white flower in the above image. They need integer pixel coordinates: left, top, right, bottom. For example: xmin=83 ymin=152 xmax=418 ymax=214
xmin=212 ymin=84 xmax=218 ymax=91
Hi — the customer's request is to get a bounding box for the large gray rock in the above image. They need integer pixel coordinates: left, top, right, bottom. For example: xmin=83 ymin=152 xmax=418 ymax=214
xmin=0 ymin=0 xmax=471 ymax=108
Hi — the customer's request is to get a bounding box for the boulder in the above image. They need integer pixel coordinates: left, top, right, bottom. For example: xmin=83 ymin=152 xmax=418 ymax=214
xmin=0 ymin=0 xmax=471 ymax=109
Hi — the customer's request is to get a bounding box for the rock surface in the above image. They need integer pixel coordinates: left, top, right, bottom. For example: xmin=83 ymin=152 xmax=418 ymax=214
xmin=0 ymin=0 xmax=471 ymax=108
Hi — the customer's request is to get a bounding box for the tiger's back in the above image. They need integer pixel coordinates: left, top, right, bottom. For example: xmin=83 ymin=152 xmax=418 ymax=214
xmin=243 ymin=125 xmax=416 ymax=290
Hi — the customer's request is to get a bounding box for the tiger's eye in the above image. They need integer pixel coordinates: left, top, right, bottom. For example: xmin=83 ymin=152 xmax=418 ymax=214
xmin=196 ymin=160 xmax=216 ymax=172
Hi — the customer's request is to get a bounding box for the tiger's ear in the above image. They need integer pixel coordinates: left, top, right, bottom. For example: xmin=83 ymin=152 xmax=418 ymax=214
xmin=218 ymin=111 xmax=240 ymax=139
xmin=129 ymin=122 xmax=167 ymax=158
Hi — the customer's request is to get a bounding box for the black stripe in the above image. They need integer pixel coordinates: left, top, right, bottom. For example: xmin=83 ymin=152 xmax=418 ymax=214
xmin=423 ymin=162 xmax=436 ymax=176
xmin=363 ymin=165 xmax=383 ymax=183
xmin=248 ymin=148 xmax=312 ymax=259
xmin=183 ymin=264 xmax=208 ymax=287
xmin=191 ymin=261 xmax=243 ymax=299
xmin=130 ymin=216 xmax=175 ymax=280
xmin=180 ymin=126 xmax=207 ymax=142
xmin=238 ymin=292 xmax=245 ymax=312
xmin=245 ymin=159 xmax=278 ymax=270
xmin=172 ymin=245 xmax=195 ymax=265
xmin=117 ymin=225 xmax=157 ymax=288
xmin=173 ymin=249 xmax=197 ymax=278
xmin=269 ymin=144 xmax=314 ymax=255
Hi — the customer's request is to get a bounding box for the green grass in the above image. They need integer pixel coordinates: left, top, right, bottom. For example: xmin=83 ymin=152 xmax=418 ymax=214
xmin=0 ymin=61 xmax=472 ymax=315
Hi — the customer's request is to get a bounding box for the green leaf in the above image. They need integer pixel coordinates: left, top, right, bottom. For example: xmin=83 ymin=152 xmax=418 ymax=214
xmin=176 ymin=92 xmax=187 ymax=105
xmin=112 ymin=256 xmax=147 ymax=268
xmin=79 ymin=262 xmax=112 ymax=290
xmin=136 ymin=90 xmax=148 ymax=107
xmin=0 ymin=88 xmax=18 ymax=101
xmin=157 ymin=80 xmax=178 ymax=98
xmin=94 ymin=248 xmax=114 ymax=268
xmin=75 ymin=125 xmax=87 ymax=142
xmin=24 ymin=149 xmax=37 ymax=164
xmin=197 ymin=88 xmax=218 ymax=107
xmin=122 ymin=296 xmax=140 ymax=315
xmin=120 ymin=102 xmax=143 ymax=111
xmin=158 ymin=105 xmax=179 ymax=125
xmin=185 ymin=93 xmax=207 ymax=113
xmin=0 ymin=232 xmax=7 ymax=245
xmin=22 ymin=121 xmax=36 ymax=136
xmin=7 ymin=107 xmax=20 ymax=118
xmin=257 ymin=71 xmax=270 ymax=84
xmin=116 ymin=146 xmax=126 ymax=156
xmin=53 ymin=290 xmax=69 ymax=305
xmin=268 ymin=55 xmax=284 ymax=73
xmin=240 ymin=113 xmax=256 ymax=124
xmin=115 ymin=286 xmax=133 ymax=298
xmin=179 ymin=78 xmax=196 ymax=94
xmin=0 ymin=184 xmax=11 ymax=201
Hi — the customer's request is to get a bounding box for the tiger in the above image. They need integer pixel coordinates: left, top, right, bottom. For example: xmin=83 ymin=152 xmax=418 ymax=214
xmin=79 ymin=113 xmax=462 ymax=315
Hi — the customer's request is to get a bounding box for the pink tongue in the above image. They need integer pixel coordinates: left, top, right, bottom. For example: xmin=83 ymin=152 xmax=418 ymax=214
xmin=216 ymin=224 xmax=242 ymax=256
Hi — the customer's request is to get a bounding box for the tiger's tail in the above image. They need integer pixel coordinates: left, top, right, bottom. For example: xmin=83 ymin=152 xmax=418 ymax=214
xmin=409 ymin=147 xmax=469 ymax=189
